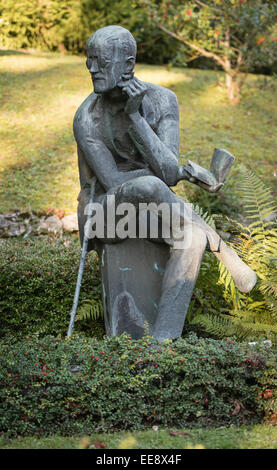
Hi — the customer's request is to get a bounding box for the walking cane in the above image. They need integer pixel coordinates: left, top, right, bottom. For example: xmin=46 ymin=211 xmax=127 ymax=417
xmin=67 ymin=179 xmax=96 ymax=338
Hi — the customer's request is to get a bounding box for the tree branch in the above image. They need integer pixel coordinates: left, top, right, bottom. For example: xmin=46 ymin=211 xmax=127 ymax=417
xmin=156 ymin=21 xmax=228 ymax=71
xmin=194 ymin=0 xmax=228 ymax=19
xmin=186 ymin=52 xmax=201 ymax=62
xmin=194 ymin=0 xmax=222 ymax=13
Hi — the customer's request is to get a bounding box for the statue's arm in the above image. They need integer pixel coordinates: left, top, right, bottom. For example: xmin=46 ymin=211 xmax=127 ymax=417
xmin=123 ymin=78 xmax=231 ymax=193
xmin=74 ymin=110 xmax=153 ymax=192
xmin=127 ymin=89 xmax=180 ymax=187
xmin=128 ymin=106 xmax=225 ymax=193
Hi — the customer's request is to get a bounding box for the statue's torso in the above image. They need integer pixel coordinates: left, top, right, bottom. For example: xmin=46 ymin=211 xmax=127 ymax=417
xmin=75 ymin=81 xmax=177 ymax=200
xmin=91 ymin=92 xmax=155 ymax=173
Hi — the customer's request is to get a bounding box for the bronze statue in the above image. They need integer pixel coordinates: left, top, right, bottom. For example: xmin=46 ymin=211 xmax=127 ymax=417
xmin=72 ymin=25 xmax=257 ymax=341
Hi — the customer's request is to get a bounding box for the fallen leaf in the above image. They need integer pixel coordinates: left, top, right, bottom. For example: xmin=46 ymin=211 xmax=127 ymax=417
xmin=94 ymin=441 xmax=107 ymax=449
xmin=55 ymin=209 xmax=65 ymax=219
xmin=45 ymin=208 xmax=55 ymax=215
xmin=263 ymin=390 xmax=273 ymax=399
xmin=168 ymin=431 xmax=191 ymax=437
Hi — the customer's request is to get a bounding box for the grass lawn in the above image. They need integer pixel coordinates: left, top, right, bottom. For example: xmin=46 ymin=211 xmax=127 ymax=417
xmin=0 ymin=49 xmax=276 ymax=215
xmin=1 ymin=425 xmax=277 ymax=449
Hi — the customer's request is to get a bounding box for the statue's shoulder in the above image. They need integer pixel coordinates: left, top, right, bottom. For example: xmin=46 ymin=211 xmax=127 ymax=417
xmin=73 ymin=92 xmax=98 ymax=131
xmin=144 ymin=80 xmax=178 ymax=99
xmin=142 ymin=81 xmax=179 ymax=117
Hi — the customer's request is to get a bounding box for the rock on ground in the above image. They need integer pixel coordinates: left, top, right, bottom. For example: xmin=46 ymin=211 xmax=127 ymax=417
xmin=61 ymin=214 xmax=78 ymax=232
xmin=37 ymin=215 xmax=63 ymax=234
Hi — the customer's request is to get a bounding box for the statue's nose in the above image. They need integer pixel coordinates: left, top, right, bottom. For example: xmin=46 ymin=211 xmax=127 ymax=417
xmin=90 ymin=60 xmax=99 ymax=74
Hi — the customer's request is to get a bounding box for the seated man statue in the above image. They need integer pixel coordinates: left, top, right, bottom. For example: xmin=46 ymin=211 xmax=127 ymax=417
xmin=73 ymin=25 xmax=257 ymax=341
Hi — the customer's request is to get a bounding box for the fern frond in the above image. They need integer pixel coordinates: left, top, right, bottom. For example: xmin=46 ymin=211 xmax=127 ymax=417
xmin=193 ymin=203 xmax=216 ymax=229
xmin=190 ymin=314 xmax=251 ymax=341
xmin=76 ymin=299 xmax=103 ymax=322
xmin=238 ymin=165 xmax=277 ymax=232
xmin=217 ymin=261 xmax=247 ymax=311
xmin=192 ymin=166 xmax=277 ymax=343
xmin=191 ymin=313 xmax=277 ymax=343
xmin=260 ymin=278 xmax=277 ymax=298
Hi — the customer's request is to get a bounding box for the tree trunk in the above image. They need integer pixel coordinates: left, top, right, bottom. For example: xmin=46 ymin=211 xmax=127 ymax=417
xmin=226 ymin=73 xmax=240 ymax=105
xmin=224 ymin=28 xmax=240 ymax=105
xmin=58 ymin=42 xmax=66 ymax=54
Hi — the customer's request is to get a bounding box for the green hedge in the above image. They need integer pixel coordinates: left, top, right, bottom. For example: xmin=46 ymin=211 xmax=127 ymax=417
xmin=0 ymin=236 xmax=104 ymax=339
xmin=0 ymin=333 xmax=276 ymax=436
xmin=0 ymin=0 xmax=180 ymax=65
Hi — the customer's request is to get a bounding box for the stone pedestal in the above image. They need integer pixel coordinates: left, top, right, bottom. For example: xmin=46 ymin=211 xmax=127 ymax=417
xmin=96 ymin=239 xmax=170 ymax=339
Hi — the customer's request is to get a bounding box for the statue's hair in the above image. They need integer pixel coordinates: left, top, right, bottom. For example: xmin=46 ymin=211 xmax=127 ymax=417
xmin=86 ymin=25 xmax=137 ymax=58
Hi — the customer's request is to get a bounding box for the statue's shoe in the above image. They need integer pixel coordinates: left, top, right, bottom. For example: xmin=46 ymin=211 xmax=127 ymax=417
xmin=214 ymin=241 xmax=257 ymax=293
xmin=233 ymin=268 xmax=257 ymax=293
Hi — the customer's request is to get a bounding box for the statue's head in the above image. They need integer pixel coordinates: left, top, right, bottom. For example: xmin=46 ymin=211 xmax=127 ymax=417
xmin=86 ymin=25 xmax=137 ymax=94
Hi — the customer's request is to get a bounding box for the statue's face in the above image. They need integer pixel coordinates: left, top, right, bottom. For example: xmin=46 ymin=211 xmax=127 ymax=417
xmin=86 ymin=37 xmax=132 ymax=94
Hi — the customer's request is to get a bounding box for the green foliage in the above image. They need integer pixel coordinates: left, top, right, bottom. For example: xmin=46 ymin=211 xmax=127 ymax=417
xmin=190 ymin=311 xmax=277 ymax=343
xmin=76 ymin=298 xmax=103 ymax=322
xmin=78 ymin=0 xmax=179 ymax=64
xmin=0 ymin=0 xmax=71 ymax=50
xmin=192 ymin=202 xmax=216 ymax=229
xmin=1 ymin=0 xmax=276 ymax=74
xmin=219 ymin=167 xmax=277 ymax=322
xmin=185 ymin=205 xmax=230 ymax=326
xmin=140 ymin=0 xmax=277 ymax=102
xmin=0 ymin=332 xmax=275 ymax=436
xmin=256 ymin=355 xmax=277 ymax=425
xmin=0 ymin=0 xmax=178 ymax=64
xmin=189 ymin=167 xmax=277 ymax=343
xmin=186 ymin=252 xmax=229 ymax=324
xmin=0 ymin=236 xmax=104 ymax=339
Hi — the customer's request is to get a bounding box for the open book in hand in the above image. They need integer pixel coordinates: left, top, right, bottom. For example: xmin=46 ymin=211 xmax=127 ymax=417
xmin=184 ymin=148 xmax=236 ymax=189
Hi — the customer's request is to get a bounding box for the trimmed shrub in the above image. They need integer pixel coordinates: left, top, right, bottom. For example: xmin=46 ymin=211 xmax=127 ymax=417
xmin=0 ymin=333 xmax=276 ymax=436
xmin=0 ymin=0 xmax=180 ymax=64
xmin=256 ymin=355 xmax=277 ymax=425
xmin=0 ymin=236 xmax=104 ymax=339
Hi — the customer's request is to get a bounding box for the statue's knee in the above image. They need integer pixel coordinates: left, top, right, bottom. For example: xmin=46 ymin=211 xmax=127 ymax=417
xmin=172 ymin=224 xmax=207 ymax=252
xmin=121 ymin=176 xmax=166 ymax=202
xmin=142 ymin=176 xmax=166 ymax=197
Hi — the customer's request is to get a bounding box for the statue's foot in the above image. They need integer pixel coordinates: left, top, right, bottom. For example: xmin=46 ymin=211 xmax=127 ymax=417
xmin=232 ymin=265 xmax=257 ymax=293
xmin=214 ymin=242 xmax=257 ymax=293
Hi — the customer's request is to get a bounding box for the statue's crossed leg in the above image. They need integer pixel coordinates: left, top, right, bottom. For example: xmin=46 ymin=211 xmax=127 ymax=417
xmin=98 ymin=174 xmax=257 ymax=341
